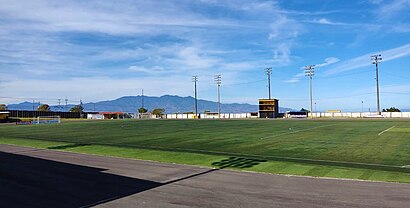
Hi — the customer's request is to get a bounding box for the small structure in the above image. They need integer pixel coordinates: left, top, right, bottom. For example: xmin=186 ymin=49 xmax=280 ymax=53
xmin=87 ymin=113 xmax=104 ymax=120
xmin=86 ymin=112 xmax=126 ymax=119
xmin=258 ymin=99 xmax=279 ymax=118
xmin=286 ymin=111 xmax=308 ymax=118
xmin=100 ymin=112 xmax=126 ymax=119
xmin=0 ymin=111 xmax=10 ymax=120
xmin=204 ymin=112 xmax=219 ymax=119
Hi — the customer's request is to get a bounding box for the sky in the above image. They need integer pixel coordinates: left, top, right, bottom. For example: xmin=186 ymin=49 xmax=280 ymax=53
xmin=0 ymin=0 xmax=409 ymax=111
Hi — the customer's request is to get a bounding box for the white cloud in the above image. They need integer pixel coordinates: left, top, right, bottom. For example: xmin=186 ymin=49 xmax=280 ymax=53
xmin=0 ymin=0 xmax=239 ymax=35
xmin=1 ymin=76 xmax=193 ymax=104
xmin=325 ymin=43 xmax=410 ymax=75
xmin=285 ymin=57 xmax=339 ymax=83
xmin=377 ymin=0 xmax=410 ymax=18
xmin=128 ymin=66 xmax=167 ymax=74
xmin=315 ymin=57 xmax=340 ymax=67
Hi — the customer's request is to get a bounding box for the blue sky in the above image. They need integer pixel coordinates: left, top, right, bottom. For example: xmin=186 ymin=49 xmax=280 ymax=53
xmin=0 ymin=0 xmax=409 ymax=111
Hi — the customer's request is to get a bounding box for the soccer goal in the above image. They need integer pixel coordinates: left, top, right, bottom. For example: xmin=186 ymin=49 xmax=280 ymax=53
xmin=35 ymin=116 xmax=61 ymax=124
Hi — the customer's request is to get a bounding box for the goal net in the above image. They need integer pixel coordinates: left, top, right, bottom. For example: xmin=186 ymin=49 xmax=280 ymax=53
xmin=35 ymin=116 xmax=61 ymax=124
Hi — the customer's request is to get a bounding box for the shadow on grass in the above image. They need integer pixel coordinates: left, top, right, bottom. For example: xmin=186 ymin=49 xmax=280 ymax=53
xmin=212 ymin=157 xmax=267 ymax=169
xmin=47 ymin=143 xmax=91 ymax=150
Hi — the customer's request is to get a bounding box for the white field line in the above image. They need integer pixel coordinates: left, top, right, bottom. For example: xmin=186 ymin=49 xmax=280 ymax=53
xmin=402 ymin=165 xmax=410 ymax=168
xmin=259 ymin=124 xmax=337 ymax=140
xmin=378 ymin=126 xmax=395 ymax=136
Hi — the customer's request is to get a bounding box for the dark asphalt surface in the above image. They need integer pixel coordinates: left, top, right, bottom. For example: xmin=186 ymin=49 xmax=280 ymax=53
xmin=1 ymin=144 xmax=410 ymax=208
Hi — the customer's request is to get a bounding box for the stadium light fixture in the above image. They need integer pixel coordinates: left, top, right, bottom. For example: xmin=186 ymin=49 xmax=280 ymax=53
xmin=192 ymin=76 xmax=198 ymax=118
xmin=214 ymin=75 xmax=221 ymax=118
xmin=371 ymin=54 xmax=382 ymax=115
xmin=265 ymin=67 xmax=272 ymax=99
xmin=304 ymin=65 xmax=315 ymax=118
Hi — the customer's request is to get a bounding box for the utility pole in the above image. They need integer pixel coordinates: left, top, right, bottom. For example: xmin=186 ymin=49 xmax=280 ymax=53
xmin=141 ymin=89 xmax=144 ymax=109
xmin=214 ymin=75 xmax=221 ymax=118
xmin=80 ymin=99 xmax=83 ymax=118
xmin=65 ymin=97 xmax=68 ymax=112
xmin=305 ymin=65 xmax=315 ymax=118
xmin=371 ymin=54 xmax=382 ymax=115
xmin=265 ymin=67 xmax=272 ymax=99
xmin=192 ymin=76 xmax=198 ymax=118
xmin=361 ymin=101 xmax=364 ymax=114
xmin=58 ymin=99 xmax=61 ymax=112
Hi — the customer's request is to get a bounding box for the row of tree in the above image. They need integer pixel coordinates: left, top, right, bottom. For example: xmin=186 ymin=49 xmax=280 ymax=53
xmin=0 ymin=103 xmax=83 ymax=112
xmin=138 ymin=107 xmax=165 ymax=117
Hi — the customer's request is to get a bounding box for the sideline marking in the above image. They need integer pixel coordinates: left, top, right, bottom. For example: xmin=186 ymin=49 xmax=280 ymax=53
xmin=378 ymin=126 xmax=395 ymax=136
xmin=260 ymin=124 xmax=337 ymax=140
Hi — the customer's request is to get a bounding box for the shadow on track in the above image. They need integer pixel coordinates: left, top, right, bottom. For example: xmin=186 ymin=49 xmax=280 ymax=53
xmin=0 ymin=151 xmax=161 ymax=208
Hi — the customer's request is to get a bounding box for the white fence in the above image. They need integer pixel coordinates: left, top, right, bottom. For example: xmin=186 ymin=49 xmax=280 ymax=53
xmin=152 ymin=112 xmax=410 ymax=120
xmin=309 ymin=112 xmax=410 ymax=118
xmin=164 ymin=113 xmax=257 ymax=119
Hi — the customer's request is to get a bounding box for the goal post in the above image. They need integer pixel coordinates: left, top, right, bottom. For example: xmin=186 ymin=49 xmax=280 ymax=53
xmin=35 ymin=116 xmax=61 ymax=124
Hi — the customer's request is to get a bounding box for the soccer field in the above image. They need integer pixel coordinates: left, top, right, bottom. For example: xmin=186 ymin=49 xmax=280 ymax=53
xmin=1 ymin=119 xmax=410 ymax=182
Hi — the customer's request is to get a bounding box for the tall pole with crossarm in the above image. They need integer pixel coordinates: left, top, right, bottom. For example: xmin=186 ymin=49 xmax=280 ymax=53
xmin=305 ymin=65 xmax=315 ymax=118
xmin=371 ymin=54 xmax=382 ymax=115
xmin=265 ymin=67 xmax=272 ymax=99
xmin=192 ymin=76 xmax=198 ymax=118
xmin=214 ymin=75 xmax=221 ymax=118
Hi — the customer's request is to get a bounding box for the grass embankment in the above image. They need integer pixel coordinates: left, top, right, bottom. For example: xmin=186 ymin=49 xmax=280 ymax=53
xmin=1 ymin=119 xmax=410 ymax=183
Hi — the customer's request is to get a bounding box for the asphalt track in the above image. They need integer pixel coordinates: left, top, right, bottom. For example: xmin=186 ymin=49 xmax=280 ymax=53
xmin=1 ymin=144 xmax=410 ymax=208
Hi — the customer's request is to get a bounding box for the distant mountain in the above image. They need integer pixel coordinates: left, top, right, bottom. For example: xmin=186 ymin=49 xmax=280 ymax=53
xmin=402 ymin=109 xmax=410 ymax=112
xmin=6 ymin=95 xmax=294 ymax=113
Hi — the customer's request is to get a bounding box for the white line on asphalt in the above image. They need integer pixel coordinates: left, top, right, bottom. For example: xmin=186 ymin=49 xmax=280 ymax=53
xmin=378 ymin=126 xmax=395 ymax=136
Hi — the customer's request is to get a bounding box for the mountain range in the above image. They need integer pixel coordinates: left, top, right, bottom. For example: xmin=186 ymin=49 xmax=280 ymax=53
xmin=6 ymin=95 xmax=294 ymax=113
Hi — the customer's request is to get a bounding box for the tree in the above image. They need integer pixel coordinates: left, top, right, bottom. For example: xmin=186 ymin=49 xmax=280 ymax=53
xmin=151 ymin=108 xmax=165 ymax=117
xmin=70 ymin=105 xmax=83 ymax=113
xmin=383 ymin=107 xmax=401 ymax=112
xmin=37 ymin=104 xmax=50 ymax=111
xmin=0 ymin=104 xmax=7 ymax=110
xmin=138 ymin=107 xmax=148 ymax=113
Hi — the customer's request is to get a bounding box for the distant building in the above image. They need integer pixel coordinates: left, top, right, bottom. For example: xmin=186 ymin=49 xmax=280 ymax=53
xmin=0 ymin=111 xmax=10 ymax=120
xmin=87 ymin=112 xmax=126 ymax=119
xmin=258 ymin=99 xmax=279 ymax=118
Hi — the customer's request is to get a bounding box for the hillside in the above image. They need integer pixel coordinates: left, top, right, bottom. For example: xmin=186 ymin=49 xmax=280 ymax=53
xmin=6 ymin=95 xmax=294 ymax=113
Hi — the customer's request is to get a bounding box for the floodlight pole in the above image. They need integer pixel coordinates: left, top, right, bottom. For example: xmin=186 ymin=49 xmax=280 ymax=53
xmin=371 ymin=54 xmax=382 ymax=115
xmin=141 ymin=89 xmax=144 ymax=109
xmin=305 ymin=65 xmax=315 ymax=118
xmin=192 ymin=76 xmax=198 ymax=118
xmin=265 ymin=67 xmax=272 ymax=99
xmin=65 ymin=97 xmax=68 ymax=112
xmin=58 ymin=99 xmax=61 ymax=112
xmin=214 ymin=75 xmax=221 ymax=118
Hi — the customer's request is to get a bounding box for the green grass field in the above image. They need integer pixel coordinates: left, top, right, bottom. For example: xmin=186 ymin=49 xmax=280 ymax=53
xmin=1 ymin=119 xmax=410 ymax=183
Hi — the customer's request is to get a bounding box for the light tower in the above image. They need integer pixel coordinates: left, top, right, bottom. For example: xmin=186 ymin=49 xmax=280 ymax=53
xmin=265 ymin=67 xmax=272 ymax=99
xmin=214 ymin=74 xmax=221 ymax=118
xmin=304 ymin=65 xmax=315 ymax=118
xmin=371 ymin=54 xmax=382 ymax=115
xmin=192 ymin=76 xmax=198 ymax=118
